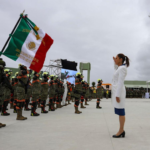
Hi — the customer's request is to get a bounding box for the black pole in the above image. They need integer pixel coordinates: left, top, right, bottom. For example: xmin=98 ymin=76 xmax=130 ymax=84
xmin=1 ymin=15 xmax=22 ymax=54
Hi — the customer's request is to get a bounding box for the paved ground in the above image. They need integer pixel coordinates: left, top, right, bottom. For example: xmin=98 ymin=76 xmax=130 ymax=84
xmin=0 ymin=98 xmax=150 ymax=150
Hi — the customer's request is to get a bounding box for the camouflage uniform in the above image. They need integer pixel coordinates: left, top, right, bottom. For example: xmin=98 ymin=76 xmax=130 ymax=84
xmin=13 ymin=77 xmax=18 ymax=113
xmin=31 ymin=73 xmax=40 ymax=116
xmin=16 ymin=65 xmax=28 ymax=120
xmin=80 ymin=81 xmax=86 ymax=108
xmin=24 ymin=81 xmax=32 ymax=111
xmin=84 ymin=83 xmax=89 ymax=105
xmin=67 ymin=83 xmax=72 ymax=105
xmin=0 ymin=59 xmax=7 ymax=127
xmin=49 ymin=75 xmax=56 ymax=111
xmin=71 ymin=84 xmax=75 ymax=102
xmin=40 ymin=73 xmax=49 ymax=113
xmin=74 ymin=73 xmax=85 ymax=114
xmin=1 ymin=70 xmax=12 ymax=116
xmin=106 ymin=90 xmax=109 ymax=99
xmin=96 ymin=79 xmax=102 ymax=109
xmin=57 ymin=80 xmax=63 ymax=108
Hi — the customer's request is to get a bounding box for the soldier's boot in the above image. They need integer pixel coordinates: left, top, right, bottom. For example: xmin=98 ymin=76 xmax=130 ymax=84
xmin=74 ymin=107 xmax=80 ymax=114
xmin=49 ymin=103 xmax=55 ymax=111
xmin=57 ymin=103 xmax=61 ymax=108
xmin=31 ymin=107 xmax=39 ymax=116
xmin=96 ymin=103 xmax=102 ymax=109
xmin=85 ymin=100 xmax=89 ymax=105
xmin=1 ymin=104 xmax=10 ymax=116
xmin=20 ymin=109 xmax=27 ymax=120
xmin=77 ymin=107 xmax=82 ymax=113
xmin=31 ymin=103 xmax=40 ymax=116
xmin=41 ymin=105 xmax=48 ymax=113
xmin=10 ymin=102 xmax=14 ymax=109
xmin=16 ymin=109 xmax=25 ymax=120
xmin=80 ymin=102 xmax=86 ymax=108
xmin=24 ymin=99 xmax=31 ymax=111
xmin=0 ymin=123 xmax=6 ymax=127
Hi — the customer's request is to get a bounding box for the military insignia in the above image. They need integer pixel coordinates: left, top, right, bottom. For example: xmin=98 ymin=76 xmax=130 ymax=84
xmin=26 ymin=42 xmax=36 ymax=51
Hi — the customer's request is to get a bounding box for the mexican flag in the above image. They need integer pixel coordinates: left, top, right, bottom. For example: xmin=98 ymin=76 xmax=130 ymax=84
xmin=1 ymin=14 xmax=53 ymax=72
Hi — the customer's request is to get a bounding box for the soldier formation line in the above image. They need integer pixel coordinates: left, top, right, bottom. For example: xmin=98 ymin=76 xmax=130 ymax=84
xmin=0 ymin=58 xmax=114 ymax=128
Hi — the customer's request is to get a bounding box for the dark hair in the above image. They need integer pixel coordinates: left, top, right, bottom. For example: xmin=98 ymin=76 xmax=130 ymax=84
xmin=118 ymin=53 xmax=130 ymax=67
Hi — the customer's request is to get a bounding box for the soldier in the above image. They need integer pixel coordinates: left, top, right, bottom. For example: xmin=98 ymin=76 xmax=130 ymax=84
xmin=89 ymin=86 xmax=93 ymax=101
xmin=106 ymin=89 xmax=109 ymax=99
xmin=80 ymin=80 xmax=86 ymax=108
xmin=13 ymin=72 xmax=19 ymax=113
xmin=24 ymin=74 xmax=32 ymax=111
xmin=31 ymin=72 xmax=40 ymax=116
xmin=0 ymin=58 xmax=7 ymax=127
xmin=16 ymin=64 xmax=28 ymax=120
xmin=40 ymin=72 xmax=49 ymax=113
xmin=74 ymin=72 xmax=85 ymax=114
xmin=57 ymin=79 xmax=63 ymax=108
xmin=71 ymin=84 xmax=75 ymax=102
xmin=60 ymin=80 xmax=64 ymax=107
xmin=1 ymin=69 xmax=12 ymax=116
xmin=10 ymin=76 xmax=15 ymax=109
xmin=67 ymin=82 xmax=72 ymax=105
xmin=38 ymin=77 xmax=42 ymax=108
xmin=96 ymin=79 xmax=103 ymax=109
xmin=48 ymin=75 xmax=55 ymax=111
xmin=84 ymin=82 xmax=89 ymax=105
xmin=54 ymin=76 xmax=59 ymax=109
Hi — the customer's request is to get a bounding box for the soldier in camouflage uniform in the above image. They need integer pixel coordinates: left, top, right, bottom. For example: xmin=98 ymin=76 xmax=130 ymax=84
xmin=71 ymin=84 xmax=75 ymax=102
xmin=53 ymin=76 xmax=59 ymax=109
xmin=40 ymin=72 xmax=49 ymax=113
xmin=31 ymin=72 xmax=41 ymax=116
xmin=37 ymin=77 xmax=42 ymax=108
xmin=84 ymin=82 xmax=89 ymax=105
xmin=57 ymin=79 xmax=63 ymax=108
xmin=24 ymin=74 xmax=32 ymax=111
xmin=13 ymin=72 xmax=19 ymax=113
xmin=60 ymin=80 xmax=64 ymax=107
xmin=1 ymin=69 xmax=12 ymax=116
xmin=106 ymin=89 xmax=109 ymax=99
xmin=89 ymin=86 xmax=93 ymax=101
xmin=67 ymin=82 xmax=72 ymax=105
xmin=96 ymin=79 xmax=102 ymax=109
xmin=16 ymin=64 xmax=28 ymax=120
xmin=10 ymin=76 xmax=15 ymax=109
xmin=0 ymin=58 xmax=7 ymax=127
xmin=74 ymin=73 xmax=85 ymax=114
xmin=48 ymin=75 xmax=55 ymax=111
xmin=80 ymin=80 xmax=86 ymax=108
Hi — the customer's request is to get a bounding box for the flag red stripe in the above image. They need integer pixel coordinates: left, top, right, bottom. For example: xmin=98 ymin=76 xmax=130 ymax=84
xmin=30 ymin=34 xmax=53 ymax=72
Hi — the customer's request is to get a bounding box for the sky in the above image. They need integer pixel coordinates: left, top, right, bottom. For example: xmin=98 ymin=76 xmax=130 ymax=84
xmin=0 ymin=0 xmax=150 ymax=84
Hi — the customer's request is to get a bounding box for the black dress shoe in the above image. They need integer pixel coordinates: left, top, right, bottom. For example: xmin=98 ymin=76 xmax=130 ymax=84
xmin=112 ymin=131 xmax=125 ymax=138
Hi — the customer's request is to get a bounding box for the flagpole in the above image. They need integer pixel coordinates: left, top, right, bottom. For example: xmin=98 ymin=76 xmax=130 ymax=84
xmin=0 ymin=10 xmax=25 ymax=54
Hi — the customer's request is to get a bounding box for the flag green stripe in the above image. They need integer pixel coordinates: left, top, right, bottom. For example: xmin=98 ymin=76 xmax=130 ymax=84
xmin=26 ymin=17 xmax=36 ymax=28
xmin=3 ymin=18 xmax=31 ymax=61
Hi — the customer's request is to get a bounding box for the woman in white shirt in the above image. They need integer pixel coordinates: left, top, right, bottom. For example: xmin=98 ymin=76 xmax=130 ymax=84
xmin=112 ymin=53 xmax=130 ymax=138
